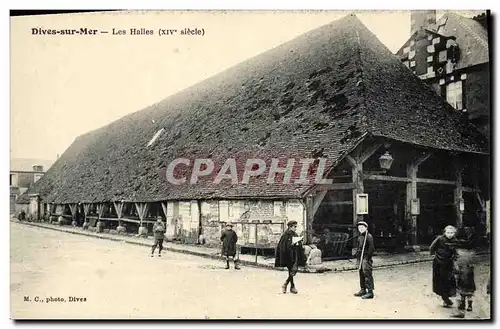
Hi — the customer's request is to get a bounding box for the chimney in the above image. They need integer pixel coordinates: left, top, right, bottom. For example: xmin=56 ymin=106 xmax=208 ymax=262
xmin=33 ymin=165 xmax=43 ymax=172
xmin=410 ymin=10 xmax=437 ymax=35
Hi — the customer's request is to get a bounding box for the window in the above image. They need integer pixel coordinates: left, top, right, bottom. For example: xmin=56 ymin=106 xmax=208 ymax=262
xmin=34 ymin=173 xmax=44 ymax=183
xmin=427 ymin=45 xmax=435 ymax=53
xmin=427 ymin=56 xmax=433 ymax=63
xmin=410 ymin=61 xmax=416 ymax=68
xmin=446 ymin=81 xmax=463 ymax=110
xmin=432 ymin=37 xmax=441 ymax=45
xmin=146 ymin=128 xmax=165 ymax=147
xmin=403 ymin=61 xmax=410 ymax=68
xmin=409 ymin=50 xmax=416 ymax=60
xmin=427 ymin=66 xmax=434 ymax=74
xmin=10 ymin=173 xmax=18 ymax=187
xmin=438 ymin=50 xmax=447 ymax=63
xmin=403 ymin=46 xmax=410 ymax=54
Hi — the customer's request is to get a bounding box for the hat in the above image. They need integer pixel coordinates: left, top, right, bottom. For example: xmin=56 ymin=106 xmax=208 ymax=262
xmin=225 ymin=223 xmax=233 ymax=227
xmin=287 ymin=220 xmax=298 ymax=227
xmin=356 ymin=221 xmax=368 ymax=228
xmin=292 ymin=236 xmax=304 ymax=245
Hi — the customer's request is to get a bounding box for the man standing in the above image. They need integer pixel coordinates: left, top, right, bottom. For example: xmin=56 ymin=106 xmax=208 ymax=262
xmin=151 ymin=218 xmax=166 ymax=257
xmin=275 ymin=220 xmax=305 ymax=294
xmin=220 ymin=223 xmax=240 ymax=270
xmin=353 ymin=221 xmax=375 ymax=299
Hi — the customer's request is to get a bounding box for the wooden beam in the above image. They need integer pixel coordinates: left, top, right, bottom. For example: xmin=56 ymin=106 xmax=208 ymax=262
xmin=365 ymin=175 xmax=410 ymax=183
xmin=135 ymin=203 xmax=143 ymax=221
xmin=359 ymin=143 xmax=383 ymax=164
xmin=416 ymin=178 xmax=455 ymax=185
xmin=97 ymin=203 xmax=104 ymax=219
xmin=345 ymin=155 xmax=357 ymax=168
xmin=68 ymin=204 xmax=77 ymax=217
xmin=83 ymin=203 xmax=90 ymax=216
xmin=312 ymin=183 xmax=356 ymax=191
xmin=119 ymin=217 xmax=141 ymax=224
xmin=161 ymin=201 xmax=168 ymax=219
xmin=406 ymin=163 xmax=418 ymax=246
xmin=305 ymin=196 xmax=314 ymax=244
xmin=311 ymin=190 xmax=328 ymax=218
xmin=113 ymin=202 xmax=123 ymax=219
xmin=463 ymin=187 xmax=480 ymax=193
xmin=414 ymin=152 xmax=433 ymax=167
xmin=454 ymin=166 xmax=463 ymax=229
xmin=325 ymin=201 xmax=353 ymax=206
xmin=352 ymin=160 xmax=363 ymax=250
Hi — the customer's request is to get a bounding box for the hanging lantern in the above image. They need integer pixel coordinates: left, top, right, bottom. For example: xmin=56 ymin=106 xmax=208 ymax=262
xmin=379 ymin=151 xmax=394 ymax=170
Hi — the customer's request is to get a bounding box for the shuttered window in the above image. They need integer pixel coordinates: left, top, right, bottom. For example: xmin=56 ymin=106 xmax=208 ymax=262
xmin=446 ymin=81 xmax=463 ymax=110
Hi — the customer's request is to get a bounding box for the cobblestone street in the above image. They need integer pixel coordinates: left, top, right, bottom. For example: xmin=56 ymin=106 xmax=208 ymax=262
xmin=10 ymin=222 xmax=491 ymax=319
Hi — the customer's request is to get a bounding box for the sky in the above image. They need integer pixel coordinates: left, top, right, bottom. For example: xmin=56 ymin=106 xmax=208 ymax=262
xmin=10 ymin=10 xmax=486 ymax=161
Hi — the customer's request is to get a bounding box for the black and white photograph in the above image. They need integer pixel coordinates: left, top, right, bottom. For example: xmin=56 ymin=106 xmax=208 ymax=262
xmin=9 ymin=8 xmax=492 ymax=320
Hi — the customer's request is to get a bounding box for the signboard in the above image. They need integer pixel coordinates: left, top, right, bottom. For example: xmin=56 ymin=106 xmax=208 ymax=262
xmin=356 ymin=194 xmax=369 ymax=215
xmin=286 ymin=200 xmax=304 ymax=234
xmin=411 ymin=198 xmax=420 ymax=215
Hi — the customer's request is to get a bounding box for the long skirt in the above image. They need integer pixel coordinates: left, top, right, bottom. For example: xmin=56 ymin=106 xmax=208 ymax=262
xmin=432 ymin=258 xmax=456 ymax=298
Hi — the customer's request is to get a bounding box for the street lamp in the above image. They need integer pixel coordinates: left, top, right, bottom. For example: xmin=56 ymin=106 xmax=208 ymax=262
xmin=379 ymin=151 xmax=394 ymax=171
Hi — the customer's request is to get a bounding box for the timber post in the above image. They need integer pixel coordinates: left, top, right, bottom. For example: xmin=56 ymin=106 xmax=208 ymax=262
xmin=454 ymin=159 xmax=464 ymax=230
xmin=405 ymin=152 xmax=432 ymax=249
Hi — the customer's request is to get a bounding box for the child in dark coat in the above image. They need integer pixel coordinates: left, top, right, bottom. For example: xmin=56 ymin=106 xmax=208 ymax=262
xmin=451 ymin=248 xmax=476 ymax=318
xmin=353 ymin=220 xmax=375 ymax=299
xmin=429 ymin=225 xmax=458 ymax=307
xmin=151 ymin=218 xmax=166 ymax=257
xmin=220 ymin=223 xmax=240 ymax=270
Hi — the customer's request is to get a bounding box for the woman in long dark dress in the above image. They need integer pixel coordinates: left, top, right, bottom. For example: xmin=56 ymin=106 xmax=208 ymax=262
xmin=220 ymin=223 xmax=240 ymax=270
xmin=429 ymin=225 xmax=458 ymax=307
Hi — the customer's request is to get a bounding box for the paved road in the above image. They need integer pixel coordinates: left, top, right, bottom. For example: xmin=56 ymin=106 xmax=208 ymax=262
xmin=10 ymin=222 xmax=491 ymax=319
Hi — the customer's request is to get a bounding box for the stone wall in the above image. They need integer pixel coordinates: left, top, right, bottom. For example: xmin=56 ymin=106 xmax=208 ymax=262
xmin=156 ymin=198 xmax=305 ymax=247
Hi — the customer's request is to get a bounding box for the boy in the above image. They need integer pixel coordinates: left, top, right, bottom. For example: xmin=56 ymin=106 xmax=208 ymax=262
xmin=353 ymin=221 xmax=375 ymax=299
xmin=451 ymin=250 xmax=476 ymax=318
xmin=220 ymin=223 xmax=240 ymax=270
xmin=275 ymin=220 xmax=305 ymax=294
xmin=151 ymin=218 xmax=166 ymax=257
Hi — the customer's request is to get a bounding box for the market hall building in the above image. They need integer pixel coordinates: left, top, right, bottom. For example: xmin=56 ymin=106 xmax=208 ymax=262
xmin=18 ymin=14 xmax=489 ymax=258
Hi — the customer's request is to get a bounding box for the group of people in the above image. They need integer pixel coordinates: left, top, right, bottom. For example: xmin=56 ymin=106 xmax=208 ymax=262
xmin=430 ymin=225 xmax=489 ymax=318
xmin=149 ymin=217 xmax=488 ymax=318
xmin=274 ymin=220 xmax=375 ymax=298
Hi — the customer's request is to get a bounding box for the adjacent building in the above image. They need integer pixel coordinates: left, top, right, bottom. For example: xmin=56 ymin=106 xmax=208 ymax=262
xmin=396 ymin=10 xmax=490 ymax=138
xmin=18 ymin=14 xmax=489 ymax=256
xmin=10 ymin=158 xmax=54 ymax=213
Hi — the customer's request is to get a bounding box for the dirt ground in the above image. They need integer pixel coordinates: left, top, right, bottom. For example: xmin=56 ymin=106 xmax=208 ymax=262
xmin=10 ymin=222 xmax=491 ymax=319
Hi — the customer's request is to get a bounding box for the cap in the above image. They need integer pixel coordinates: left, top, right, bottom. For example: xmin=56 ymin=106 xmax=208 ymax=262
xmin=287 ymin=220 xmax=298 ymax=227
xmin=225 ymin=223 xmax=233 ymax=227
xmin=356 ymin=221 xmax=368 ymax=228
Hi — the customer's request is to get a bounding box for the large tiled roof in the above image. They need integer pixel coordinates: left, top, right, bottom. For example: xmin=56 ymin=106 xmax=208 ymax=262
xmin=18 ymin=14 xmax=488 ymax=204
